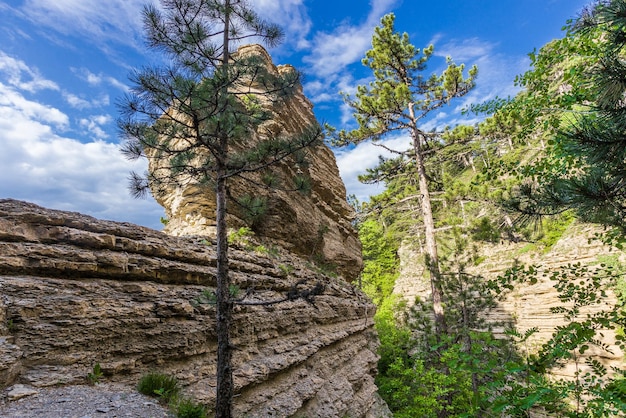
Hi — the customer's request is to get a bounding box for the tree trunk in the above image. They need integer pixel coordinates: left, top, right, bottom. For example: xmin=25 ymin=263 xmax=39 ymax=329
xmin=408 ymin=103 xmax=447 ymax=336
xmin=215 ymin=2 xmax=233 ymax=417
xmin=215 ymin=168 xmax=232 ymax=418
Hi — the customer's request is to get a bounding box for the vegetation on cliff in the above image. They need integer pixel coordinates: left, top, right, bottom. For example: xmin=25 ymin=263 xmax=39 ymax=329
xmin=352 ymin=1 xmax=626 ymax=416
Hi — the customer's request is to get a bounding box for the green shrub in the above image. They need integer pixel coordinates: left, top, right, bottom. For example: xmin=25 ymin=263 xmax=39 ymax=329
xmin=228 ymin=226 xmax=254 ymax=247
xmin=470 ymin=217 xmax=501 ymax=242
xmin=137 ymin=372 xmax=180 ymax=403
xmin=174 ymin=397 xmax=207 ymax=418
xmin=87 ymin=363 xmax=103 ymax=385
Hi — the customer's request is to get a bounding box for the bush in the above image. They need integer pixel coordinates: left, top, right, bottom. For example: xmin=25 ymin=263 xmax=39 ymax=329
xmin=137 ymin=372 xmax=180 ymax=403
xmin=174 ymin=397 xmax=207 ymax=418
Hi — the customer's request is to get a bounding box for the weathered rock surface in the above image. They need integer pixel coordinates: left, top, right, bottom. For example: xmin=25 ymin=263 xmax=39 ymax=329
xmin=393 ymin=223 xmax=624 ymax=380
xmin=0 ymin=199 xmax=389 ymax=417
xmin=151 ymin=44 xmax=362 ymax=282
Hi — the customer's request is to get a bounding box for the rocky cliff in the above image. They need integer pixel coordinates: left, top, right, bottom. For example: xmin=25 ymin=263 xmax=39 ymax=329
xmin=150 ymin=44 xmax=362 ymax=282
xmin=393 ymin=223 xmax=624 ymax=380
xmin=0 ymin=199 xmax=389 ymax=417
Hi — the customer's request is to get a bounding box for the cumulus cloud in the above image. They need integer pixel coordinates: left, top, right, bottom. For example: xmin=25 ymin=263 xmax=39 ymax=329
xmin=79 ymin=114 xmax=112 ymax=139
xmin=63 ymin=91 xmax=110 ymax=110
xmin=0 ymin=55 xmax=163 ymax=228
xmin=303 ymin=0 xmax=398 ymax=79
xmin=432 ymin=37 xmax=527 ymax=115
xmin=334 ymin=134 xmax=412 ymax=202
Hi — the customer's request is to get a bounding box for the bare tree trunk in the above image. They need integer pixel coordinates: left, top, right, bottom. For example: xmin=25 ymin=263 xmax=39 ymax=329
xmin=215 ymin=2 xmax=233 ymax=416
xmin=408 ymin=103 xmax=447 ymax=336
xmin=215 ymin=168 xmax=232 ymax=418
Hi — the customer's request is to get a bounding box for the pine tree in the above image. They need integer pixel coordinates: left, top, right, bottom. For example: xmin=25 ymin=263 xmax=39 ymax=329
xmin=508 ymin=0 xmax=626 ymax=237
xmin=118 ymin=1 xmax=321 ymax=416
xmin=331 ymin=13 xmax=477 ymax=336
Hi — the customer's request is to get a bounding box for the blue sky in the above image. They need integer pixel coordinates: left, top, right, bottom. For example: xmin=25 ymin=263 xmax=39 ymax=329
xmin=0 ymin=0 xmax=589 ymax=230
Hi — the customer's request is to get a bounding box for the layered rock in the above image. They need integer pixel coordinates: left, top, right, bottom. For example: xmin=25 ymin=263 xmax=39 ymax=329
xmin=151 ymin=44 xmax=362 ymax=282
xmin=0 ymin=199 xmax=389 ymax=417
xmin=393 ymin=223 xmax=624 ymax=380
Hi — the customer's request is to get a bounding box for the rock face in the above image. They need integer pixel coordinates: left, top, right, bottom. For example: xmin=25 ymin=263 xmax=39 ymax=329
xmin=0 ymin=199 xmax=389 ymax=417
xmin=151 ymin=44 xmax=362 ymax=282
xmin=393 ymin=223 xmax=624 ymax=380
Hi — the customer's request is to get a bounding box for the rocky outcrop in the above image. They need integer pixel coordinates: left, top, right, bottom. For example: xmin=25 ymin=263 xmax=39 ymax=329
xmin=393 ymin=223 xmax=624 ymax=380
xmin=0 ymin=199 xmax=389 ymax=417
xmin=151 ymin=44 xmax=362 ymax=282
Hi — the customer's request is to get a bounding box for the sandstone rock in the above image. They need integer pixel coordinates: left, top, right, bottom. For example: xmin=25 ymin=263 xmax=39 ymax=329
xmin=7 ymin=384 xmax=38 ymax=401
xmin=0 ymin=199 xmax=387 ymax=417
xmin=393 ymin=222 xmax=624 ymax=380
xmin=148 ymin=44 xmax=362 ymax=282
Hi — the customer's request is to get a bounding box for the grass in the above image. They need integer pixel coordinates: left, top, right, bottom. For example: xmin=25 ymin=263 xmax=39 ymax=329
xmin=174 ymin=397 xmax=207 ymax=418
xmin=137 ymin=372 xmax=207 ymax=418
xmin=137 ymin=372 xmax=181 ymax=403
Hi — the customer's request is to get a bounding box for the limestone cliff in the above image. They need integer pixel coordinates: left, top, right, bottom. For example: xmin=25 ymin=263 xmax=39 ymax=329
xmin=0 ymin=199 xmax=390 ymax=418
xmin=150 ymin=44 xmax=362 ymax=282
xmin=393 ymin=222 xmax=624 ymax=380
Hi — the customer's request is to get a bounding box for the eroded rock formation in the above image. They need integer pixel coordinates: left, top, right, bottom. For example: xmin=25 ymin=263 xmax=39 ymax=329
xmin=150 ymin=44 xmax=362 ymax=282
xmin=0 ymin=199 xmax=389 ymax=417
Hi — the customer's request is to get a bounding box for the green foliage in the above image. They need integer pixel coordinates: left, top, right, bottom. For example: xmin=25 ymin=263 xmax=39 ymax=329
xmin=173 ymin=397 xmax=207 ymax=418
xmin=138 ymin=372 xmax=181 ymax=404
xmin=159 ymin=216 xmax=169 ymax=226
xmin=236 ymin=195 xmax=267 ymax=227
xmin=87 ymin=363 xmax=103 ymax=385
xmin=358 ymin=219 xmax=399 ymax=305
xmin=278 ymin=263 xmax=295 ymax=276
xmin=253 ymin=244 xmax=278 ymax=257
xmin=371 ymin=231 xmax=518 ymax=417
xmin=489 ymin=261 xmax=626 ymax=417
xmin=469 ymin=217 xmax=501 ymax=243
xmin=331 ymin=13 xmax=477 ymax=147
xmin=502 ymin=0 xmax=626 ymax=233
xmin=6 ymin=319 xmax=15 ymax=333
xmin=538 ymin=211 xmax=575 ymax=250
xmin=228 ymin=226 xmax=254 ymax=247
xmin=194 ymin=285 xmax=240 ymax=306
xmin=355 ymin=3 xmax=626 ymax=417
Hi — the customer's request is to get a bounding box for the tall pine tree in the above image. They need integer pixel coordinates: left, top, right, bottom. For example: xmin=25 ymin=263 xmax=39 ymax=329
xmin=331 ymin=13 xmax=477 ymax=336
xmin=118 ymin=1 xmax=321 ymax=416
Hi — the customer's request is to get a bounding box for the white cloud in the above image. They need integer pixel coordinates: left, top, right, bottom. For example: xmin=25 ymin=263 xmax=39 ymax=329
xmin=72 ymin=67 xmax=129 ymax=91
xmin=0 ymin=51 xmax=59 ymax=92
xmin=19 ymin=0 xmax=146 ymax=49
xmin=334 ymin=134 xmax=411 ymax=201
xmin=0 ymin=62 xmax=163 ymax=228
xmin=300 ymin=0 xmax=399 ymax=118
xmin=63 ymin=91 xmax=110 ymax=110
xmin=252 ymin=0 xmax=312 ymax=50
xmin=303 ymin=0 xmax=398 ymax=79
xmin=0 ymin=82 xmax=68 ymax=127
xmin=431 ymin=37 xmax=527 ymax=116
xmin=434 ymin=37 xmax=496 ymax=61
xmin=79 ymin=114 xmax=112 ymax=140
